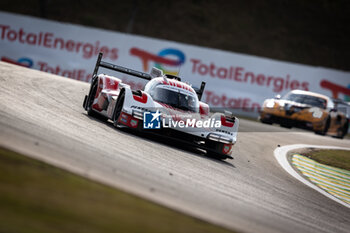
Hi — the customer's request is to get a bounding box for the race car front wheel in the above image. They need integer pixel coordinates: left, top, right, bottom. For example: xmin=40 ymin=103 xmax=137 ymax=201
xmin=259 ymin=115 xmax=273 ymax=125
xmin=314 ymin=116 xmax=330 ymax=136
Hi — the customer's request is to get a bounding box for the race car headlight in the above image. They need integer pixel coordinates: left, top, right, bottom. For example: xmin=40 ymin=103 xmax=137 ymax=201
xmin=308 ymin=107 xmax=323 ymax=118
xmin=208 ymin=133 xmax=232 ymax=144
xmin=265 ymin=100 xmax=275 ymax=108
xmin=132 ymin=110 xmax=144 ymax=120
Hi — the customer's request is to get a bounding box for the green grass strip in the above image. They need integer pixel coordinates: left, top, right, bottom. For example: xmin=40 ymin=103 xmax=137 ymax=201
xmin=0 ymin=147 xmax=236 ymax=233
xmin=303 ymin=149 xmax=350 ymax=171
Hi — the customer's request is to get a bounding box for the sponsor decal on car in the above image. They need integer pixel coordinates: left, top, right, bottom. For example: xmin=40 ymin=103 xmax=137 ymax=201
xmin=143 ymin=111 xmax=162 ymax=129
xmin=143 ymin=110 xmax=221 ymax=129
xmin=130 ymin=119 xmax=138 ymax=127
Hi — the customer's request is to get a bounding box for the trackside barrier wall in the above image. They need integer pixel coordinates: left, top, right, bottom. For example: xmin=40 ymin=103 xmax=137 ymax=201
xmin=0 ymin=11 xmax=350 ymax=118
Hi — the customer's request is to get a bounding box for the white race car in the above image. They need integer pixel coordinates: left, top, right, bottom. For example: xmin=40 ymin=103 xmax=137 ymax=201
xmin=83 ymin=53 xmax=239 ymax=160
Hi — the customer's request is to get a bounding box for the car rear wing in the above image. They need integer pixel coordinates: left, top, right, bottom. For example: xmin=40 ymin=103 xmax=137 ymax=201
xmin=92 ymin=52 xmax=152 ymax=82
xmin=92 ymin=52 xmax=206 ymax=100
xmin=193 ymin=81 xmax=206 ymax=101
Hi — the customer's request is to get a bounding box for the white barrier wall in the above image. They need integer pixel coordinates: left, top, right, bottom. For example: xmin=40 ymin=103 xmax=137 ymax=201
xmin=1 ymin=11 xmax=349 ymax=117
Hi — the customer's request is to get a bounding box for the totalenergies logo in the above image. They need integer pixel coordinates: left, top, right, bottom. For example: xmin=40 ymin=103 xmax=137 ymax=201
xmin=320 ymin=80 xmax=350 ymax=101
xmin=1 ymin=56 xmax=33 ymax=68
xmin=130 ymin=47 xmax=185 ymax=75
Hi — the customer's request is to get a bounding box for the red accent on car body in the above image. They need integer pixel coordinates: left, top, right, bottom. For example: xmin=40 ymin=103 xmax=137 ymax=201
xmin=199 ymin=102 xmax=209 ymax=116
xmin=92 ymin=75 xmax=121 ymax=112
xmin=159 ymin=79 xmax=195 ymax=93
xmin=104 ymin=76 xmax=119 ymax=90
xmin=92 ymin=93 xmax=107 ymax=111
xmin=91 ymin=78 xmax=104 ymax=111
xmin=133 ymin=92 xmax=148 ymax=103
xmin=221 ymin=115 xmax=234 ymax=127
xmin=222 ymin=144 xmax=233 ymax=154
xmin=118 ymin=112 xmax=139 ymax=128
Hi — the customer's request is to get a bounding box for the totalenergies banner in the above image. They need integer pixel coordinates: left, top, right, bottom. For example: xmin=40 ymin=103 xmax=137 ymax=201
xmin=1 ymin=11 xmax=349 ymax=117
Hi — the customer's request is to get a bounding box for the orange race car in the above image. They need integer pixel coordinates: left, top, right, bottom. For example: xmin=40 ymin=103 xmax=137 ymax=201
xmin=259 ymin=90 xmax=349 ymax=139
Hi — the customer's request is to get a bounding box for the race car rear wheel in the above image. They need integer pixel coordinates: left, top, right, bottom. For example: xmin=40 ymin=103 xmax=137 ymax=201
xmin=113 ymin=91 xmax=125 ymax=127
xmin=280 ymin=122 xmax=292 ymax=129
xmin=336 ymin=119 xmax=349 ymax=139
xmin=85 ymin=80 xmax=108 ymax=121
xmin=260 ymin=119 xmax=273 ymax=125
xmin=86 ymin=81 xmax=98 ymax=116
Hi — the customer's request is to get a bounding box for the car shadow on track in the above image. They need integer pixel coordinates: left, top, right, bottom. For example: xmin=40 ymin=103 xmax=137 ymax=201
xmin=84 ymin=113 xmax=236 ymax=168
xmin=132 ymin=130 xmax=236 ymax=168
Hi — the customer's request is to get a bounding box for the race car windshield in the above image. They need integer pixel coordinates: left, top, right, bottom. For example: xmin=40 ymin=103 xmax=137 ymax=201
xmin=151 ymin=86 xmax=199 ymax=112
xmin=283 ymin=93 xmax=327 ymax=109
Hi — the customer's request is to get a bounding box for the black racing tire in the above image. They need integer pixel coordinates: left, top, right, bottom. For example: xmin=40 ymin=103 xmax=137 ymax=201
xmin=86 ymin=81 xmax=108 ymax=121
xmin=337 ymin=119 xmax=349 ymax=139
xmin=280 ymin=123 xmax=292 ymax=129
xmin=86 ymin=81 xmax=98 ymax=117
xmin=260 ymin=118 xmax=273 ymax=125
xmin=113 ymin=91 xmax=125 ymax=127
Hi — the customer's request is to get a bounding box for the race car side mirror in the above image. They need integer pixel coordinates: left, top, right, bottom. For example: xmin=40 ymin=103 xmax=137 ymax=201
xmin=274 ymin=94 xmax=281 ymax=99
xmin=150 ymin=67 xmax=163 ymax=78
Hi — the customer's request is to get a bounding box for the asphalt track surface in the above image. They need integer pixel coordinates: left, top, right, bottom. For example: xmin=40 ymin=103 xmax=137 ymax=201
xmin=0 ymin=62 xmax=349 ymax=233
